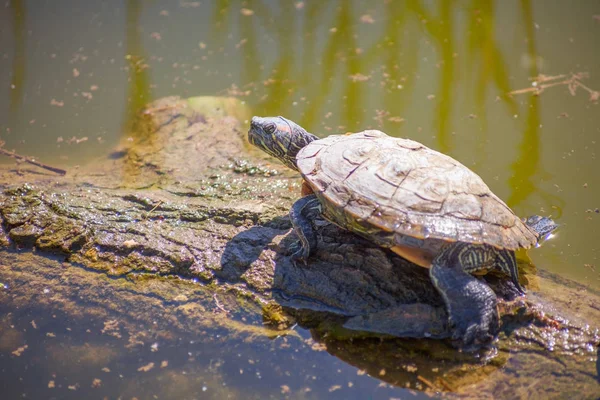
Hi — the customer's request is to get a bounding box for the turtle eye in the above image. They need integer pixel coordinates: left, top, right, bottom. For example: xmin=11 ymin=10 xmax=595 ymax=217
xmin=265 ymin=123 xmax=276 ymax=135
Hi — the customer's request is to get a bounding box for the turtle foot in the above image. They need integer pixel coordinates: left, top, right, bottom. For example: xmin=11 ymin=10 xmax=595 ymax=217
xmin=449 ymin=311 xmax=499 ymax=351
xmin=430 ymin=245 xmax=501 ymax=351
xmin=289 ymin=194 xmax=320 ymax=265
xmin=289 ymin=241 xmax=310 ymax=265
xmin=446 ymin=279 xmax=500 ymax=351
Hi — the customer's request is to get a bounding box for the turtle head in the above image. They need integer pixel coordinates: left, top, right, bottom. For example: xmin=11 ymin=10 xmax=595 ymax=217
xmin=248 ymin=116 xmax=318 ymax=171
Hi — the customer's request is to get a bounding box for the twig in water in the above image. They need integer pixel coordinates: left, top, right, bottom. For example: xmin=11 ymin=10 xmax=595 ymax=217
xmin=0 ymin=147 xmax=67 ymax=175
xmin=509 ymin=72 xmax=599 ymax=102
xmin=417 ymin=375 xmax=438 ymax=391
xmin=213 ymin=294 xmax=229 ymax=313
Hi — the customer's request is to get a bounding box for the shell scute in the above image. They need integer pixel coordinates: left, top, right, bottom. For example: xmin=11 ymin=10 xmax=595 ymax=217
xmin=373 ymin=150 xmax=416 ymax=187
xmin=342 ymin=142 xmax=376 ymax=165
xmin=399 ymin=167 xmax=449 ymax=203
xmin=442 ymin=193 xmax=483 ymax=220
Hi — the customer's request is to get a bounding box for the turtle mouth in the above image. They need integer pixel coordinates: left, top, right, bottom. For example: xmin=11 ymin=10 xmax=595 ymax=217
xmin=247 ymin=118 xmax=264 ymax=149
xmin=247 ymin=126 xmax=257 ymax=145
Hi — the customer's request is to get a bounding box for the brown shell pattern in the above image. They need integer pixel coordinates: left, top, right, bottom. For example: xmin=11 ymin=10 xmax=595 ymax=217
xmin=296 ymin=130 xmax=539 ymax=250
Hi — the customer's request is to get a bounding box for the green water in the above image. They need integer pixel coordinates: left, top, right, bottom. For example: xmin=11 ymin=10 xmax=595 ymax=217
xmin=1 ymin=1 xmax=599 ymax=398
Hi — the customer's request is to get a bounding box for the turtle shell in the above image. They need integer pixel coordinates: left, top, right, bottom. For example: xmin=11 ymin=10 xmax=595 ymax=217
xmin=296 ymin=130 xmax=538 ymax=250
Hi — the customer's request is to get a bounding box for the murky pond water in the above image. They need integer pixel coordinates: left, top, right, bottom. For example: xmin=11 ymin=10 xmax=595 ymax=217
xmin=1 ymin=1 xmax=599 ymax=398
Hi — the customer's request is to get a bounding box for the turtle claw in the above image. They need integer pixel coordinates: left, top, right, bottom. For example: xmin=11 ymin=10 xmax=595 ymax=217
xmin=291 ymin=252 xmax=309 ymax=266
xmin=450 ymin=313 xmax=499 ymax=351
xmin=290 ymin=241 xmax=310 ymax=265
xmin=447 ymin=297 xmax=500 ymax=351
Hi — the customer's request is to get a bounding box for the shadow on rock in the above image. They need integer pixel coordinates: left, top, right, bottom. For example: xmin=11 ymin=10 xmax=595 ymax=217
xmin=224 ymin=216 xmax=453 ymax=340
xmin=219 ymin=216 xmax=290 ymax=282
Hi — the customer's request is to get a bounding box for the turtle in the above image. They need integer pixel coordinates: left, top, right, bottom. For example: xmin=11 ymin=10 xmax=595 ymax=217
xmin=248 ymin=116 xmax=557 ymax=348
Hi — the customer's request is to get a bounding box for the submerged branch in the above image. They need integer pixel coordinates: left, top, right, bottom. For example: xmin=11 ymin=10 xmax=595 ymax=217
xmin=0 ymin=147 xmax=67 ymax=175
xmin=509 ymin=72 xmax=600 ymax=101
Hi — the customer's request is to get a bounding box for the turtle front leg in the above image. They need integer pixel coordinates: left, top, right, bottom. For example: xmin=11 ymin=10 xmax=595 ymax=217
xmin=430 ymin=243 xmax=499 ymax=349
xmin=289 ymin=194 xmax=322 ymax=263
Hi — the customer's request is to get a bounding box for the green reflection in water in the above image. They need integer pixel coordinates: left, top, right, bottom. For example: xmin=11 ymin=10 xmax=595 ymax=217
xmin=363 ymin=1 xmax=419 ymax=137
xmin=238 ymin=2 xmax=260 ymax=91
xmin=466 ymin=0 xmax=519 ymax=118
xmin=121 ymin=0 xmax=155 ymax=185
xmin=302 ymin=3 xmax=365 ymax=131
xmin=341 ymin=3 xmax=365 ymax=130
xmin=256 ymin=1 xmax=301 ymax=122
xmin=408 ymin=0 xmax=457 ymax=154
xmin=298 ymin=1 xmax=329 ymax=126
xmin=507 ymin=0 xmax=564 ymax=216
xmin=123 ymin=0 xmax=153 ymax=131
xmin=462 ymin=0 xmax=520 ymax=173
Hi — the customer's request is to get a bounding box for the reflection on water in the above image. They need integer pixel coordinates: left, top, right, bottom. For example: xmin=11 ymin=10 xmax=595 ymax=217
xmin=0 ymin=0 xmax=599 ymax=397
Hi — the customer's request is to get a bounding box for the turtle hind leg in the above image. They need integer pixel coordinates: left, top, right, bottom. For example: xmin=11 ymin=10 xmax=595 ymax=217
xmin=493 ymin=249 xmax=524 ymax=294
xmin=430 ymin=243 xmax=499 ymax=349
xmin=289 ymin=194 xmax=322 ymax=263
